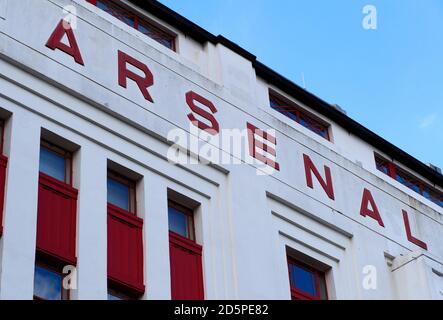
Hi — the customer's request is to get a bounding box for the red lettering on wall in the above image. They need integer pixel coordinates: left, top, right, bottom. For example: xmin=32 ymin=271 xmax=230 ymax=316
xmin=360 ymin=188 xmax=385 ymax=227
xmin=247 ymin=122 xmax=280 ymax=171
xmin=186 ymin=91 xmax=219 ymax=134
xmin=46 ymin=20 xmax=84 ymax=65
xmin=402 ymin=210 xmax=428 ymax=250
xmin=303 ymin=154 xmax=335 ymax=200
xmin=118 ymin=50 xmax=154 ymax=103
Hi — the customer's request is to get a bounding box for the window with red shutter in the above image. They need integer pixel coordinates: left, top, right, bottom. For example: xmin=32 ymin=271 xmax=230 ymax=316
xmin=34 ymin=141 xmax=77 ymax=300
xmin=168 ymin=201 xmax=204 ymax=300
xmin=287 ymin=257 xmax=328 ymax=300
xmin=0 ymin=120 xmax=7 ymax=236
xmin=107 ymin=171 xmax=144 ymax=299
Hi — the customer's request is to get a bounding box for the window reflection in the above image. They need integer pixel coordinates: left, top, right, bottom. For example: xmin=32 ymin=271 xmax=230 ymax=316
xmin=34 ymin=265 xmax=63 ymax=300
xmin=39 ymin=146 xmax=66 ymax=182
xmin=107 ymin=177 xmax=130 ymax=211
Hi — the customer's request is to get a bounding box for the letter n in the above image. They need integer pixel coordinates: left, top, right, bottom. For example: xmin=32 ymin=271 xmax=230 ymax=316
xmin=118 ymin=50 xmax=154 ymax=103
xmin=303 ymin=154 xmax=335 ymax=200
xmin=360 ymin=188 xmax=384 ymax=227
xmin=46 ymin=20 xmax=84 ymax=65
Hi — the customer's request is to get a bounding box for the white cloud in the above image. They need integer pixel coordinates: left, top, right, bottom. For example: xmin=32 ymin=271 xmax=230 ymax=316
xmin=419 ymin=113 xmax=438 ymax=129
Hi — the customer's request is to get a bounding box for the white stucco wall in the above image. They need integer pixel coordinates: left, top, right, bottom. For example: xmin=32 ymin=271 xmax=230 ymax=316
xmin=0 ymin=0 xmax=441 ymax=300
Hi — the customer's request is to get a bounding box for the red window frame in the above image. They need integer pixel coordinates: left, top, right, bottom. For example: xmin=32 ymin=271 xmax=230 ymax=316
xmin=107 ymin=171 xmax=144 ymax=299
xmin=269 ymin=91 xmax=331 ymax=141
xmin=375 ymin=154 xmax=443 ymax=208
xmin=87 ymin=0 xmax=176 ymax=51
xmin=0 ymin=120 xmax=8 ymax=237
xmin=287 ymin=257 xmax=328 ymax=300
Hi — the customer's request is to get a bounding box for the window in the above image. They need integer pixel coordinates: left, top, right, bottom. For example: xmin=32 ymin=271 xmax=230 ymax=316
xmin=107 ymin=169 xmax=144 ymax=299
xmin=34 ymin=262 xmax=69 ymax=300
xmin=39 ymin=141 xmax=71 ymax=184
xmin=35 ymin=140 xmax=78 ymax=300
xmin=168 ymin=201 xmax=195 ymax=241
xmin=88 ymin=0 xmax=176 ymax=51
xmin=269 ymin=91 xmax=330 ymax=140
xmin=168 ymin=200 xmax=204 ymax=300
xmin=107 ymin=172 xmax=136 ymax=213
xmin=375 ymin=155 xmax=443 ymax=208
xmin=287 ymin=257 xmax=327 ymax=300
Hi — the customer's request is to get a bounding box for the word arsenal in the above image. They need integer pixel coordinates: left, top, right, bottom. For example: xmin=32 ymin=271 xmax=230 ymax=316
xmin=45 ymin=20 xmax=429 ymax=251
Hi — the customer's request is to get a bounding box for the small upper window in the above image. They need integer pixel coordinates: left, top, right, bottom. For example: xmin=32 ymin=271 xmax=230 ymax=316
xmin=168 ymin=201 xmax=195 ymax=241
xmin=287 ymin=258 xmax=327 ymax=300
xmin=39 ymin=141 xmax=71 ymax=184
xmin=107 ymin=172 xmax=136 ymax=213
xmin=90 ymin=0 xmax=176 ymax=51
xmin=375 ymin=154 xmax=443 ymax=208
xmin=34 ymin=264 xmax=69 ymax=300
xmin=269 ymin=92 xmax=330 ymax=141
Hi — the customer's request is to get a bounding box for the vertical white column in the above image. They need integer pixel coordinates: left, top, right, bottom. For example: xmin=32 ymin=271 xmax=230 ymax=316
xmin=141 ymin=172 xmax=171 ymax=300
xmin=72 ymin=145 xmax=108 ymax=300
xmin=0 ymin=0 xmax=7 ymax=20
xmin=0 ymin=111 xmax=41 ymax=299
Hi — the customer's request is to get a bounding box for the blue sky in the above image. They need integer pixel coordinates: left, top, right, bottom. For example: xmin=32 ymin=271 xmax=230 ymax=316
xmin=159 ymin=0 xmax=443 ymax=168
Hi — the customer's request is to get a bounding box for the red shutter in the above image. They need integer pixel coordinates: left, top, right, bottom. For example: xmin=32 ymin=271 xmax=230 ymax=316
xmin=107 ymin=204 xmax=144 ymax=296
xmin=169 ymin=232 xmax=204 ymax=300
xmin=36 ymin=173 xmax=78 ymax=265
xmin=0 ymin=155 xmax=8 ymax=236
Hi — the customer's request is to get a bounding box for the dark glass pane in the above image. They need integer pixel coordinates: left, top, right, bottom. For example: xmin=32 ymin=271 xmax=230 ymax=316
xmin=168 ymin=207 xmax=188 ymax=238
xmin=34 ymin=265 xmax=62 ymax=300
xmin=396 ymin=173 xmax=421 ymax=193
xmin=375 ymin=160 xmax=389 ymax=175
xmin=299 ymin=114 xmax=329 ymax=140
xmin=138 ymin=23 xmax=174 ymax=50
xmin=107 ymin=177 xmax=129 ymax=211
xmin=97 ymin=0 xmax=134 ymax=27
xmin=270 ymin=98 xmax=298 ymax=122
xmin=39 ymin=146 xmax=66 ymax=182
xmin=293 ymin=265 xmax=316 ymax=296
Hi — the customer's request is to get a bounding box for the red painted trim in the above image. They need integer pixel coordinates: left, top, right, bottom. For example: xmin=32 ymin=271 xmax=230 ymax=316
xmin=86 ymin=0 xmax=97 ymax=5
xmin=107 ymin=204 xmax=145 ymax=296
xmin=107 ymin=203 xmax=143 ymax=227
xmin=387 ymin=161 xmax=397 ymax=179
xmin=45 ymin=20 xmax=84 ymax=65
xmin=37 ymin=172 xmax=78 ymax=266
xmin=169 ymin=231 xmax=202 ymax=253
xmin=402 ymin=210 xmax=428 ymax=250
xmin=359 ymin=188 xmax=385 ymax=227
xmin=186 ymin=91 xmax=220 ymax=134
xmin=169 ymin=231 xmax=204 ymax=300
xmin=303 ymin=154 xmax=335 ymax=200
xmin=118 ymin=50 xmax=154 ymax=103
xmin=0 ymin=154 xmax=8 ymax=237
xmin=246 ymin=122 xmax=280 ymax=171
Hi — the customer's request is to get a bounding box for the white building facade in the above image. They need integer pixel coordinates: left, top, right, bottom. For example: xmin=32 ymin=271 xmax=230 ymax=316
xmin=0 ymin=0 xmax=442 ymax=300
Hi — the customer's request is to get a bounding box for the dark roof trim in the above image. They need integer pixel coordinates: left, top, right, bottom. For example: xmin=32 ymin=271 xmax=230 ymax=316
xmin=132 ymin=0 xmax=443 ymax=187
